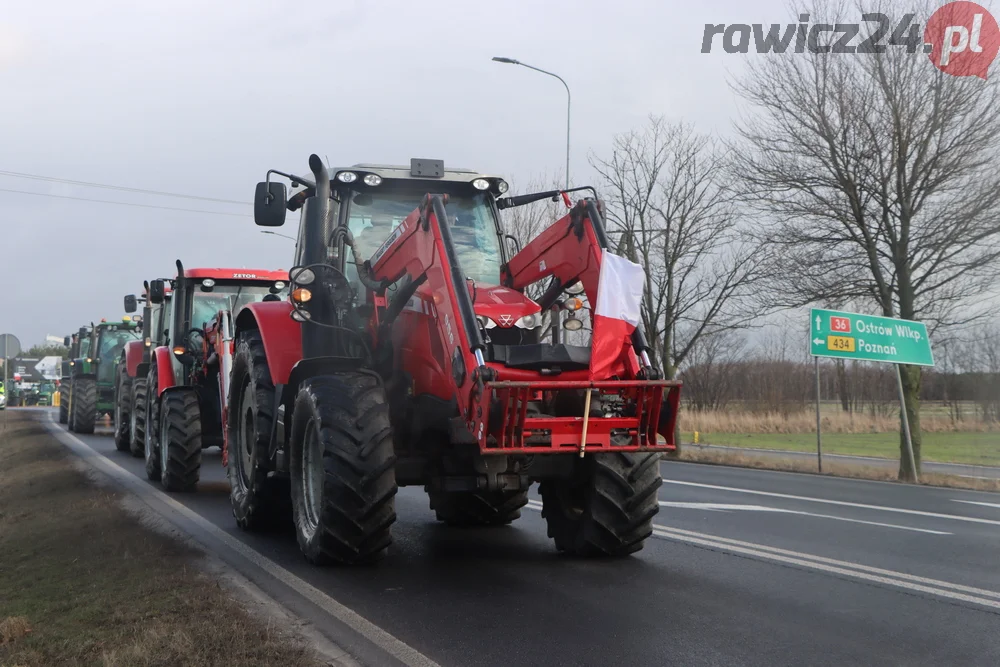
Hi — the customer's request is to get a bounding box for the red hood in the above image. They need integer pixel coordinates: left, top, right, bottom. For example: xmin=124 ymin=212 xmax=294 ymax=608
xmin=471 ymin=283 xmax=540 ymax=328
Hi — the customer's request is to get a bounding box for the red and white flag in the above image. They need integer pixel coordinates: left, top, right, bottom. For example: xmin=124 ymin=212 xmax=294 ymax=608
xmin=590 ymin=251 xmax=644 ymax=380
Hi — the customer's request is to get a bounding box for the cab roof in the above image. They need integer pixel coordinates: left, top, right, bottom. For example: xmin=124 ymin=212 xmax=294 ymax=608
xmin=180 ymin=268 xmax=288 ymax=281
xmin=305 ymin=160 xmax=505 ymax=187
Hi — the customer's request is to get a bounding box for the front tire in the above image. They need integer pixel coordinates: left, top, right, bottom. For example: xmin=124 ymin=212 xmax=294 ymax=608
xmin=113 ymin=364 xmax=132 ymax=452
xmin=158 ymin=388 xmax=202 ymax=492
xmin=427 ymin=488 xmax=528 ymax=527
xmin=129 ymin=378 xmax=147 ymax=458
xmin=144 ymin=366 xmax=162 ymax=482
xmin=228 ymin=330 xmax=289 ymax=531
xmin=290 ymin=374 xmax=397 ymax=565
xmin=71 ymin=378 xmax=97 ymax=435
xmin=539 ymin=452 xmax=662 ymax=557
xmin=59 ymin=384 xmax=69 ymax=424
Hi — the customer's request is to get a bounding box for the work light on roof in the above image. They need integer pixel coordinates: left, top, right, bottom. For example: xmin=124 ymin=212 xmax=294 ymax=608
xmin=497 ymin=179 xmax=509 ymax=194
xmin=201 ymin=278 xmax=215 ymax=288
xmin=472 ymin=178 xmax=490 ymax=191
xmin=363 ymin=174 xmax=382 ymax=187
xmin=337 ymin=171 xmax=357 ymax=183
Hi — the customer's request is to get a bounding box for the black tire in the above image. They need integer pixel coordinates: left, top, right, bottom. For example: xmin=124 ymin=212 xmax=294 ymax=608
xmin=290 ymin=374 xmax=397 ymax=565
xmin=129 ymin=378 xmax=147 ymax=458
xmin=58 ymin=384 xmax=69 ymax=424
xmin=427 ymin=488 xmax=528 ymax=527
xmin=158 ymin=388 xmax=202 ymax=492
xmin=144 ymin=366 xmax=162 ymax=482
xmin=538 ymin=452 xmax=662 ymax=557
xmin=113 ymin=364 xmax=132 ymax=452
xmin=228 ymin=330 xmax=290 ymax=531
xmin=71 ymin=378 xmax=97 ymax=435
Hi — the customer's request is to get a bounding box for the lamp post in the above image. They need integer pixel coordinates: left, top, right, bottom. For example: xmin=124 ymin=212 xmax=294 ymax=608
xmin=492 ymin=57 xmax=571 ymax=190
xmin=260 ymin=230 xmax=295 ymax=241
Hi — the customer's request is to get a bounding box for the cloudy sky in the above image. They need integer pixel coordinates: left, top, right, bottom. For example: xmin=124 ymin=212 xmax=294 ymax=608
xmin=2 ymin=0 xmax=987 ymax=348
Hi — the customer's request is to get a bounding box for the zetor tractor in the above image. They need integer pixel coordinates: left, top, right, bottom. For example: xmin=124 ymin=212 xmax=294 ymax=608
xmin=137 ymin=263 xmax=288 ymax=492
xmin=64 ymin=318 xmax=142 ymax=434
xmin=228 ymin=154 xmax=681 ymax=565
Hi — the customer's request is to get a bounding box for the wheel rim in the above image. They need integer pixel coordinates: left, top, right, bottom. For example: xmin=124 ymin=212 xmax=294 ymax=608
xmin=300 ymin=419 xmax=323 ymax=535
xmin=160 ymin=407 xmax=169 ymax=479
xmin=239 ymin=384 xmax=254 ymax=487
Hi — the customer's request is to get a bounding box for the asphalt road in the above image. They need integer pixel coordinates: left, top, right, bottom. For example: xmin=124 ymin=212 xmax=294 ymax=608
xmin=35 ymin=410 xmax=1000 ymax=666
xmin=690 ymin=442 xmax=1000 ymax=480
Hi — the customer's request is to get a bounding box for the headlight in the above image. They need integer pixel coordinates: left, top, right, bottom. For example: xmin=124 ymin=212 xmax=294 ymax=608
xmin=563 ymin=315 xmax=584 ymax=331
xmin=515 ymin=313 xmax=541 ymax=329
xmin=363 ymin=174 xmax=382 ymax=186
xmin=337 ymin=171 xmax=357 ymax=183
xmin=472 ymin=178 xmax=490 ymax=191
xmin=292 ymin=267 xmax=315 ymax=285
xmin=201 ymin=278 xmax=216 ymax=288
xmin=290 ymin=309 xmax=311 ymax=322
xmin=497 ymin=179 xmax=509 ymax=194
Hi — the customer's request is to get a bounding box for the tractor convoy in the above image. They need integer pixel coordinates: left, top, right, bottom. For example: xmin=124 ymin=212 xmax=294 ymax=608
xmin=55 ymin=155 xmax=682 ymax=565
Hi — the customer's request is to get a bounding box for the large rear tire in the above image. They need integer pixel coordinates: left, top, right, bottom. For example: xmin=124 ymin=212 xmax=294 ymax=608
xmin=427 ymin=488 xmax=528 ymax=527
xmin=58 ymin=384 xmax=69 ymax=424
xmin=129 ymin=378 xmax=147 ymax=458
xmin=290 ymin=374 xmax=397 ymax=565
xmin=228 ymin=330 xmax=290 ymax=531
xmin=71 ymin=378 xmax=97 ymax=435
xmin=113 ymin=364 xmax=132 ymax=452
xmin=158 ymin=388 xmax=202 ymax=492
xmin=538 ymin=452 xmax=662 ymax=557
xmin=144 ymin=366 xmax=162 ymax=482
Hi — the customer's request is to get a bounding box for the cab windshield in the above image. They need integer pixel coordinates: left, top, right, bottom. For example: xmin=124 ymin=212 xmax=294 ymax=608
xmin=345 ymin=190 xmax=503 ymax=285
xmin=190 ymin=284 xmax=289 ymax=328
xmin=97 ymin=328 xmax=140 ymax=383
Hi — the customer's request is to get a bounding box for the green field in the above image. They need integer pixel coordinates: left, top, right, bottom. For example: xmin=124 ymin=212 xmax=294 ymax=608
xmin=686 ymin=431 xmax=1000 ymax=467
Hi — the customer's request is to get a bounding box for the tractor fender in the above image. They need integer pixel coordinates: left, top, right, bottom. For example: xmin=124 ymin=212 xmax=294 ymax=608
xmin=123 ymin=340 xmax=145 ymax=379
xmin=234 ymin=301 xmax=302 ymax=386
xmin=151 ymin=346 xmax=178 ymax=397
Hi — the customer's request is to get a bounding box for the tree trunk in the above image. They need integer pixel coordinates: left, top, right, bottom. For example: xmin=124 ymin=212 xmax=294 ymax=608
xmin=897 ymin=364 xmax=923 ymax=481
xmin=835 ymin=359 xmax=851 ymax=413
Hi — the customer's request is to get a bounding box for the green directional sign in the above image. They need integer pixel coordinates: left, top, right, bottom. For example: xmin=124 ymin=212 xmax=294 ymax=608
xmin=809 ymin=309 xmax=934 ymax=366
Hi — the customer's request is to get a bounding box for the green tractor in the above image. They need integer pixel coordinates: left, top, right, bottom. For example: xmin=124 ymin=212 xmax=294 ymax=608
xmin=64 ymin=318 xmax=142 ymax=434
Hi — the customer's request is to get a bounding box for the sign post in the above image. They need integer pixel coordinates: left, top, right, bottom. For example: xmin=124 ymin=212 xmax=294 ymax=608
xmin=809 ymin=309 xmax=934 ymax=482
xmin=0 ymin=334 xmax=22 ymax=430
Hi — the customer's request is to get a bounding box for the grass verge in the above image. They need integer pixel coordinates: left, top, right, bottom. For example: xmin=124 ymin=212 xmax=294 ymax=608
xmin=0 ymin=411 xmax=325 ymax=667
xmin=676 ymin=447 xmax=1000 ymax=493
xmin=683 ymin=431 xmax=1000 ymax=467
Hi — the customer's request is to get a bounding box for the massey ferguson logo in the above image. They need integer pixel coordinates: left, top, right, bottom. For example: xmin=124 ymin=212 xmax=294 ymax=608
xmin=497 ymin=314 xmax=514 ymax=327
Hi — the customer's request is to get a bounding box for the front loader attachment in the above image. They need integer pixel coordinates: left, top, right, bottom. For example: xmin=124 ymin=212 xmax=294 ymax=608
xmin=480 ymin=379 xmax=681 ymax=454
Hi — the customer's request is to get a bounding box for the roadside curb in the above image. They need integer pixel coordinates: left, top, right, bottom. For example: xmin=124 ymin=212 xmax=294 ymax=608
xmin=39 ymin=410 xmax=440 ymax=667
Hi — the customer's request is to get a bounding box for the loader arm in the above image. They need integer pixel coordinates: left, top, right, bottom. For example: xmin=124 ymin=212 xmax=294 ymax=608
xmin=366 ymin=194 xmax=488 ymax=429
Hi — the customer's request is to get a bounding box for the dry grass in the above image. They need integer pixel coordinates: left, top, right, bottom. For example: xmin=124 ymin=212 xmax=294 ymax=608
xmin=0 ymin=412 xmax=326 ymax=667
xmin=678 ymin=448 xmax=1000 ymax=492
xmin=683 ymin=407 xmax=999 ymax=434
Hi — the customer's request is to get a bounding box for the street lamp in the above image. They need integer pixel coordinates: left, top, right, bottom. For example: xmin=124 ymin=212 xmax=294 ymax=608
xmin=492 ymin=57 xmax=571 ymax=190
xmin=260 ymin=230 xmax=295 ymax=241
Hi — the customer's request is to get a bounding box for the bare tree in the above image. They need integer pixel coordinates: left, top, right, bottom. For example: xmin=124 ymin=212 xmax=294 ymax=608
xmin=729 ymin=2 xmax=1000 ymax=480
xmin=590 ymin=116 xmax=770 ymax=383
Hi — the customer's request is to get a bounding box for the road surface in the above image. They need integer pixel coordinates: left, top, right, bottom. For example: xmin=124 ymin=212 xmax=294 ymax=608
xmin=34 ymin=410 xmax=1000 ymax=666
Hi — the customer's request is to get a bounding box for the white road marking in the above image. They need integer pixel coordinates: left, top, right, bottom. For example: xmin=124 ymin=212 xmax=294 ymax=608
xmin=43 ymin=415 xmax=440 ymax=667
xmin=660 ymin=480 xmax=1000 ymax=526
xmin=953 ymin=500 xmax=1000 ymax=509
xmin=524 ymin=500 xmax=1000 ymax=609
xmin=657 ymin=501 xmax=951 ymax=535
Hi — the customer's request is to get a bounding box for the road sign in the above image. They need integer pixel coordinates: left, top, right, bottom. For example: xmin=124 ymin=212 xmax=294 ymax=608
xmin=0 ymin=333 xmax=20 ymax=359
xmin=809 ymin=309 xmax=934 ymax=367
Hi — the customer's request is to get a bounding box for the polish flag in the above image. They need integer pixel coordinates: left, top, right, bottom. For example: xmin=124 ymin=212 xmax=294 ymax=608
xmin=590 ymin=251 xmax=645 ymax=380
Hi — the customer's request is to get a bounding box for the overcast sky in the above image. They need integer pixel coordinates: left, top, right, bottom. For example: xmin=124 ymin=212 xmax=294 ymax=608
xmin=1 ymin=0 xmax=993 ymax=349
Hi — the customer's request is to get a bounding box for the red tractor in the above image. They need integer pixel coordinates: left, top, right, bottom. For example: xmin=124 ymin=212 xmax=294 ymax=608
xmin=133 ymin=263 xmax=289 ymax=492
xmin=229 ymin=155 xmax=680 ymax=565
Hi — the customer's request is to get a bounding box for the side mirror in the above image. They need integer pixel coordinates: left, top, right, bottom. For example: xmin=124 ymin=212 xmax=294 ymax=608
xmin=255 ymin=181 xmax=287 ymax=227
xmin=124 ymin=294 xmax=138 ymax=313
xmin=149 ymin=280 xmax=165 ymax=304
xmin=63 ymin=336 xmax=71 ymax=347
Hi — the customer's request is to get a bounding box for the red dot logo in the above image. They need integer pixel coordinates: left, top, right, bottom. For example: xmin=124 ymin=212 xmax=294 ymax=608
xmin=925 ymin=1 xmax=1000 ymax=79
